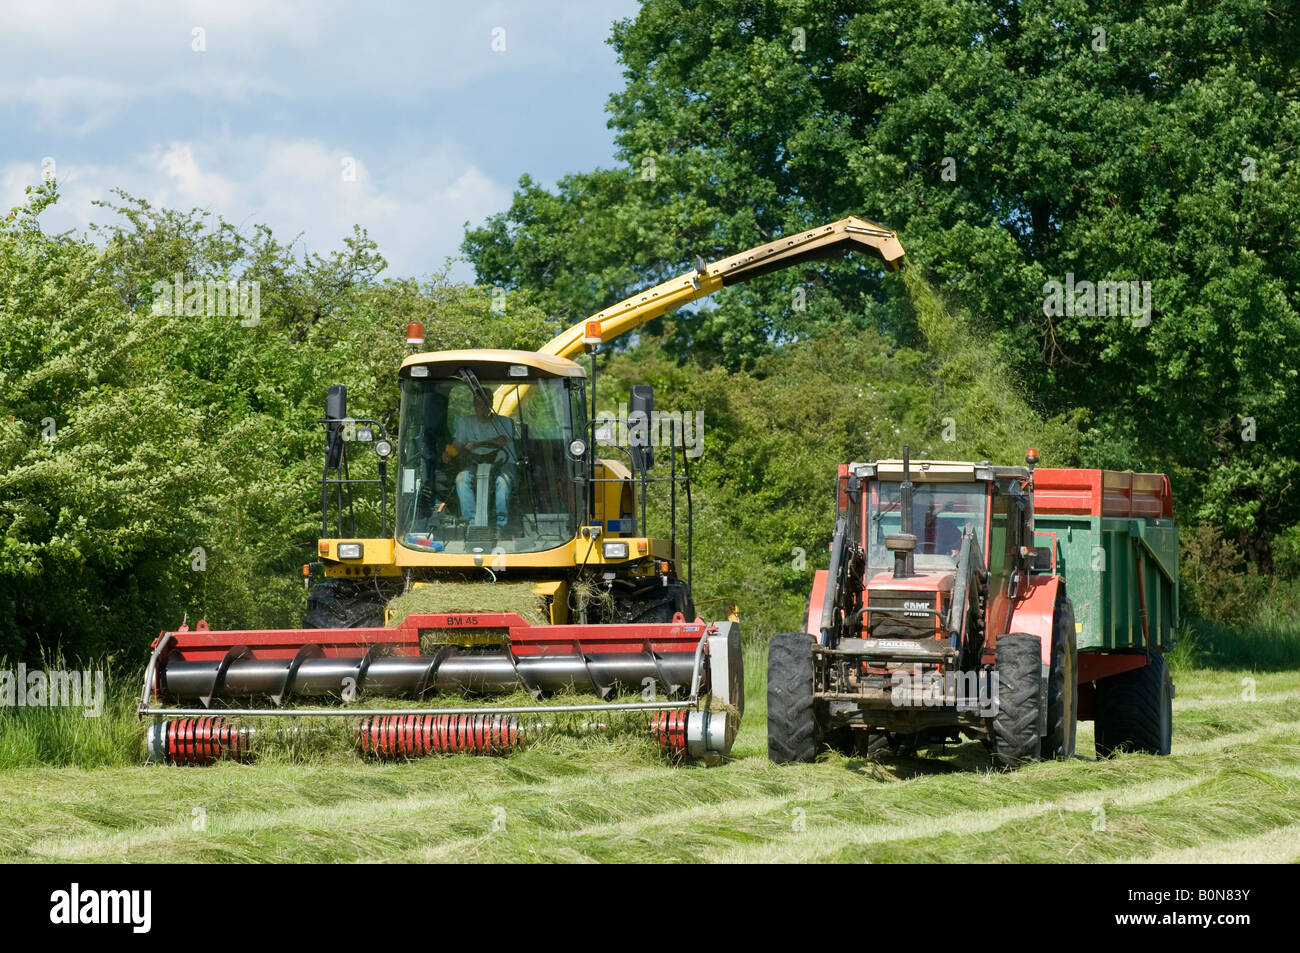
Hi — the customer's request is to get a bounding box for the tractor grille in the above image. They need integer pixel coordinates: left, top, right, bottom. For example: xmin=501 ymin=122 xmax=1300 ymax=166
xmin=866 ymin=590 xmax=938 ymax=640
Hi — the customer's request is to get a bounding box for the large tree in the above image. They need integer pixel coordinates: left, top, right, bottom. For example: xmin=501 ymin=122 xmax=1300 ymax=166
xmin=463 ymin=0 xmax=1300 ymax=559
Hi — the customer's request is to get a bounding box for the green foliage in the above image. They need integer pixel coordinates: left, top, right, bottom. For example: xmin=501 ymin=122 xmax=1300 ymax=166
xmin=0 ymin=184 xmax=551 ymax=662
xmin=1179 ymin=523 xmax=1268 ymax=626
xmin=1271 ymin=523 xmax=1300 ymax=579
xmin=463 ymin=0 xmax=1300 ymax=560
xmin=598 ymin=265 xmax=1080 ymax=633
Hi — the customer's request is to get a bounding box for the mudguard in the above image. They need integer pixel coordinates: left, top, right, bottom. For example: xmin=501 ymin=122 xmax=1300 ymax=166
xmin=806 ymin=569 xmax=829 ymax=643
xmin=1005 ymin=575 xmax=1063 ymax=665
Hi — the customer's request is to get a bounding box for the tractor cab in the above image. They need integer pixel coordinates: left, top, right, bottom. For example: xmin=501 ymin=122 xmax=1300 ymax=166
xmin=865 ymin=463 xmax=992 ymax=576
xmin=775 ymin=445 xmax=1175 ymax=769
xmin=815 ymin=452 xmax=1037 ymax=652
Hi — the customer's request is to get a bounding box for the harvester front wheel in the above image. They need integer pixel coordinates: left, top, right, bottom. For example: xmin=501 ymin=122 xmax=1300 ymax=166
xmin=989 ymin=633 xmax=1043 ymax=770
xmin=305 ymin=579 xmax=385 ymax=628
xmin=1042 ymin=597 xmax=1078 ymax=760
xmin=1095 ymin=652 xmax=1173 ymax=757
xmin=618 ymin=578 xmax=694 ymax=624
xmin=767 ymin=632 xmax=818 ymax=763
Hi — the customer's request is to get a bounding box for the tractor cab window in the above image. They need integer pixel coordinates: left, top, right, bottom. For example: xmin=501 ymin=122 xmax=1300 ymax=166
xmin=867 ymin=480 xmax=988 ymax=572
xmin=396 ymin=372 xmax=583 ymax=554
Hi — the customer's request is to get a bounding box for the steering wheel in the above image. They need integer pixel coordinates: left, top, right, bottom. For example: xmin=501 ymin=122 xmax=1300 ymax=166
xmin=469 ymin=444 xmax=506 ymax=465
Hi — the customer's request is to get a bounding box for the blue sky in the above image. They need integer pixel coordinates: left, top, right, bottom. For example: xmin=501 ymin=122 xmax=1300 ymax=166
xmin=0 ymin=0 xmax=641 ymax=280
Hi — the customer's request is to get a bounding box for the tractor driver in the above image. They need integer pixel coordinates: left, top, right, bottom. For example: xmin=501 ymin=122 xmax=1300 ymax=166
xmin=444 ymin=391 xmax=517 ymax=528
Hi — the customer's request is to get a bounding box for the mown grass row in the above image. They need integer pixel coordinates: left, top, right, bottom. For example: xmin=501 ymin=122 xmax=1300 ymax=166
xmin=4 ymin=707 xmax=1297 ymax=863
xmin=2 ymin=645 xmax=1298 ymax=863
xmin=5 ymin=610 xmax=1296 ymax=771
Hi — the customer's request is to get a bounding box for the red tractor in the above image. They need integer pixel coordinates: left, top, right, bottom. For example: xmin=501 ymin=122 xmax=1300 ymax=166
xmin=768 ymin=448 xmax=1177 ymax=768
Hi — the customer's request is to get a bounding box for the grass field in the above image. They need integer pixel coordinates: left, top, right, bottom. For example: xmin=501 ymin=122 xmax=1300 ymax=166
xmin=3 ymin=638 xmax=1299 ymax=863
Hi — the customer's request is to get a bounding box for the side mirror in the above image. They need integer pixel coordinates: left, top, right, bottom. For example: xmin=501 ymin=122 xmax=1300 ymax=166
xmin=325 ymin=385 xmax=347 ymax=469
xmin=629 ymin=384 xmax=654 ymax=473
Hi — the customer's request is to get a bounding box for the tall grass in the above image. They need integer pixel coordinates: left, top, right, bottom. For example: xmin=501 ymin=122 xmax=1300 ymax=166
xmin=0 ymin=658 xmax=145 ymax=768
xmin=1168 ymin=577 xmax=1300 ymax=673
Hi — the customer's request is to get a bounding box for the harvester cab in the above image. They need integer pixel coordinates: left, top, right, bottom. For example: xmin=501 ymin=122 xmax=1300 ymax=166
xmin=309 ymin=214 xmax=906 ymax=630
xmin=313 ymin=346 xmax=692 ymax=629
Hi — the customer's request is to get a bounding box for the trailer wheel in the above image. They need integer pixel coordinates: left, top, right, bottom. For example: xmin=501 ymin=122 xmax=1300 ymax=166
xmin=305 ymin=579 xmax=385 ymax=628
xmin=767 ymin=632 xmax=818 ymax=763
xmin=1095 ymin=652 xmax=1173 ymax=757
xmin=1042 ymin=597 xmax=1078 ymax=760
xmin=989 ymin=633 xmax=1043 ymax=770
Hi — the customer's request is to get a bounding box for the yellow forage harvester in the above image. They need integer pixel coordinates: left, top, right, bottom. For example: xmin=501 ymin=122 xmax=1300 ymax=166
xmin=140 ymin=217 xmax=907 ymax=765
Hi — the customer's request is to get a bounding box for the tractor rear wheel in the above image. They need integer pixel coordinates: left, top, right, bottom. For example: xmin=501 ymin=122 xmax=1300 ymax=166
xmin=1042 ymin=597 xmax=1078 ymax=760
xmin=1095 ymin=652 xmax=1173 ymax=757
xmin=304 ymin=579 xmax=386 ymax=628
xmin=989 ymin=633 xmax=1043 ymax=770
xmin=767 ymin=632 xmax=818 ymax=763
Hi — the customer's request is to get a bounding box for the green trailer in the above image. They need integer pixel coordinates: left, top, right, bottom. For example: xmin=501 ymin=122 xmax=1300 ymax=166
xmin=1034 ymin=468 xmax=1178 ymax=755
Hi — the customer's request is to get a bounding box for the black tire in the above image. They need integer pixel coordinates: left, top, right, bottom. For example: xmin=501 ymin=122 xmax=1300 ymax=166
xmin=767 ymin=632 xmax=818 ymax=763
xmin=821 ymin=724 xmax=857 ymax=755
xmin=1095 ymin=652 xmax=1173 ymax=757
xmin=304 ymin=579 xmax=386 ymax=628
xmin=867 ymin=731 xmax=919 ymax=756
xmin=1042 ymin=597 xmax=1079 ymax=760
xmin=989 ymin=633 xmax=1043 ymax=770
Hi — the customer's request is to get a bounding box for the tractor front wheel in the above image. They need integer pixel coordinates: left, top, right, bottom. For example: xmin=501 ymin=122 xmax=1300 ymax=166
xmin=1042 ymin=597 xmax=1078 ymax=760
xmin=767 ymin=632 xmax=819 ymax=763
xmin=989 ymin=633 xmax=1043 ymax=770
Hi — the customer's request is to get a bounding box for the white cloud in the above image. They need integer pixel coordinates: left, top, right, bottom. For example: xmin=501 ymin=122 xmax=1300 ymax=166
xmin=0 ymin=0 xmax=638 ymax=280
xmin=155 ymin=142 xmax=237 ymax=207
xmin=0 ymin=0 xmax=630 ymax=114
xmin=2 ymin=135 xmax=509 ymax=279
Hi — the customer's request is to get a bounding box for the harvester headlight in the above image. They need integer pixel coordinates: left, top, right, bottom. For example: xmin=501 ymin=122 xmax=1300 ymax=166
xmin=374 ymin=439 xmax=393 ymax=459
xmin=568 ymin=438 xmax=587 ymax=458
xmin=408 ymin=366 xmax=430 ymax=378
xmin=602 ymin=541 xmax=629 ymax=560
xmin=337 ymin=543 xmax=363 ymax=560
